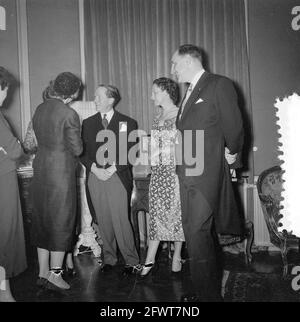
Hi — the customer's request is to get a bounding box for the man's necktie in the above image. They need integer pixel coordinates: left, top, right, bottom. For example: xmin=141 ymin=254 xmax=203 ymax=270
xmin=179 ymin=83 xmax=193 ymax=119
xmin=102 ymin=114 xmax=109 ymax=129
xmin=100 ymin=114 xmax=109 ymax=166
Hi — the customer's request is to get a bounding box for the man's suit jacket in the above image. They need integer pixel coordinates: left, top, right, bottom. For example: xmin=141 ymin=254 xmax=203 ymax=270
xmin=80 ymin=110 xmax=138 ymax=197
xmin=176 ymin=71 xmax=244 ymax=234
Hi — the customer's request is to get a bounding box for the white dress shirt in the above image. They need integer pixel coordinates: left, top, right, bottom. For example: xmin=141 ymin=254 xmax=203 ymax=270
xmin=101 ymin=109 xmax=114 ymax=124
xmin=189 ymin=69 xmax=205 ymax=91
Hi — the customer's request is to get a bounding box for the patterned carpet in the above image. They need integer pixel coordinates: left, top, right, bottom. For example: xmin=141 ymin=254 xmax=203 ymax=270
xmin=224 ymin=271 xmax=300 ymax=302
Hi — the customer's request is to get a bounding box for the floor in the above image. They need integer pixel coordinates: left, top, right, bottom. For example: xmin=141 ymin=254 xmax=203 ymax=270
xmin=10 ymin=243 xmax=300 ymax=302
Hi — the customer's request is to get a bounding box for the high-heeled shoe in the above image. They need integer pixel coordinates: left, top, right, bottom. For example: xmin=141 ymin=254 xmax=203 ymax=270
xmin=137 ymin=262 xmax=158 ymax=281
xmin=171 ymin=257 xmax=183 ymax=274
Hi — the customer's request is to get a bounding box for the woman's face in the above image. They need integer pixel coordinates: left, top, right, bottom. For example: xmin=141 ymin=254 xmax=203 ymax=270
xmin=151 ymin=84 xmax=168 ymax=106
xmin=0 ymin=86 xmax=8 ymax=106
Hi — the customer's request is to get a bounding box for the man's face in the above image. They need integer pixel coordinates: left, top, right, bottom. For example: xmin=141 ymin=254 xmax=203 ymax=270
xmin=171 ymin=51 xmax=189 ymax=83
xmin=94 ymin=86 xmax=113 ymax=113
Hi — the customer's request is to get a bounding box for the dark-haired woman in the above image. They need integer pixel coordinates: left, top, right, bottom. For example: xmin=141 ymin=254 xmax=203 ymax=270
xmin=31 ymin=72 xmax=83 ymax=290
xmin=0 ymin=66 xmax=27 ymax=302
xmin=139 ymin=78 xmax=185 ymax=279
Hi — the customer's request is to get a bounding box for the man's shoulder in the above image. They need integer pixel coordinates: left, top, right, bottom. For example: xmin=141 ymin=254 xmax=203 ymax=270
xmin=114 ymin=111 xmax=137 ymax=126
xmin=83 ymin=112 xmax=99 ymax=124
xmin=207 ymin=72 xmax=230 ymax=82
xmin=209 ymin=73 xmax=234 ymax=86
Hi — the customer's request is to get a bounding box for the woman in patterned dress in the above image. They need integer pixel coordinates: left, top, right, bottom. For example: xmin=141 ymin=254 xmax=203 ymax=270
xmin=139 ymin=77 xmax=185 ymax=278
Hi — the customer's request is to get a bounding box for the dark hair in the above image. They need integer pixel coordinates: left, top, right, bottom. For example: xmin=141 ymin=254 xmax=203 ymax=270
xmin=0 ymin=66 xmax=14 ymax=90
xmin=178 ymin=44 xmax=203 ymax=64
xmin=99 ymin=84 xmax=121 ymax=108
xmin=153 ymin=77 xmax=179 ymax=105
xmin=53 ymin=72 xmax=81 ymax=99
xmin=42 ymin=83 xmax=55 ymax=101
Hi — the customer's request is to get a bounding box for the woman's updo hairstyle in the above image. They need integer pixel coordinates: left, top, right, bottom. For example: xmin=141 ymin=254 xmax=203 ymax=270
xmin=53 ymin=72 xmax=81 ymax=99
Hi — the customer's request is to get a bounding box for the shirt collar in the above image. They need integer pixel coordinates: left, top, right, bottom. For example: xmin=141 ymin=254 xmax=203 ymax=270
xmin=100 ymin=109 xmax=114 ymax=123
xmin=190 ymin=69 xmax=205 ymax=90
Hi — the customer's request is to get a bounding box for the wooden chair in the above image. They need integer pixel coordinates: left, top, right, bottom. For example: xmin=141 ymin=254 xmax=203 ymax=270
xmin=256 ymin=166 xmax=300 ymax=278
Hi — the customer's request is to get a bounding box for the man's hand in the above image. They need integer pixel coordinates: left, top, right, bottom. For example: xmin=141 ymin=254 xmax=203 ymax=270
xmin=91 ymin=163 xmax=111 ymax=181
xmin=224 ymin=147 xmax=237 ymax=165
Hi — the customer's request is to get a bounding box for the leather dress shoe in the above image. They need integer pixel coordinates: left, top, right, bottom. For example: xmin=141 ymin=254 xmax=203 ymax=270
xmin=171 ymin=270 xmax=182 ymax=280
xmin=122 ymin=264 xmax=142 ymax=276
xmin=100 ymin=264 xmax=114 ymax=272
xmin=181 ymin=294 xmax=200 ymax=302
xmin=36 ymin=277 xmax=48 ymax=288
xmin=63 ymin=266 xmax=76 ymax=279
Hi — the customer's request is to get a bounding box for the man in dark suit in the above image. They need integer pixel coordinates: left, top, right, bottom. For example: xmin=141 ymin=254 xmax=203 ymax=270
xmin=80 ymin=84 xmax=140 ymax=275
xmin=172 ymin=44 xmax=244 ymax=301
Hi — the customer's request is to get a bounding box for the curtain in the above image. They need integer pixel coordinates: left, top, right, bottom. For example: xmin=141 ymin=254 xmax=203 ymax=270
xmin=84 ymin=0 xmax=253 ymax=179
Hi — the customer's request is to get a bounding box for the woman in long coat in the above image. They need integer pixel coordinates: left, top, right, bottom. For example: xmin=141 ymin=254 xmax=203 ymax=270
xmin=31 ymin=72 xmax=82 ymax=290
xmin=0 ymin=66 xmax=27 ymax=302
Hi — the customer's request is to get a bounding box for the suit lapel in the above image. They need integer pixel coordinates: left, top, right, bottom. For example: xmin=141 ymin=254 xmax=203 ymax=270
xmin=95 ymin=110 xmax=119 ymax=132
xmin=0 ymin=111 xmax=11 ymax=130
xmin=95 ymin=112 xmax=104 ymax=131
xmin=179 ymin=71 xmax=210 ymax=122
xmin=107 ymin=110 xmax=119 ymax=133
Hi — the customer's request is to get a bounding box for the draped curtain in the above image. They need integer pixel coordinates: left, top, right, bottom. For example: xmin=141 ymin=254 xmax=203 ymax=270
xmin=84 ymin=0 xmax=253 ymax=179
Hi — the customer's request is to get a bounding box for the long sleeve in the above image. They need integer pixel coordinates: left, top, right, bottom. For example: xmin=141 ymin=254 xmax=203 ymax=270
xmin=65 ymin=110 xmax=83 ymax=157
xmin=80 ymin=119 xmax=94 ymax=172
xmin=215 ymin=77 xmax=244 ymax=154
xmin=0 ymin=113 xmax=23 ymax=176
xmin=0 ymin=114 xmax=22 ymax=161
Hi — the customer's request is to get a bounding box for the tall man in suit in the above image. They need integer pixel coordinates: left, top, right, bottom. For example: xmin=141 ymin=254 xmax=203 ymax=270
xmin=80 ymin=84 xmax=141 ymax=275
xmin=172 ymin=44 xmax=244 ymax=301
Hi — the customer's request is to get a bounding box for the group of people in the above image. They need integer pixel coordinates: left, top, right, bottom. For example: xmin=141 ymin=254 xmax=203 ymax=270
xmin=140 ymin=45 xmax=244 ymax=303
xmin=0 ymin=44 xmax=244 ymax=302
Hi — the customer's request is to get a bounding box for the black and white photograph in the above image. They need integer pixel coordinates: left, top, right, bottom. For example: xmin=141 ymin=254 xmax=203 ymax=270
xmin=0 ymin=0 xmax=300 ymax=308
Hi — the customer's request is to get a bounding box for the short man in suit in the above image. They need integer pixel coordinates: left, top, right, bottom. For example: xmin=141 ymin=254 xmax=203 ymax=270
xmin=172 ymin=44 xmax=244 ymax=301
xmin=80 ymin=84 xmax=141 ymax=275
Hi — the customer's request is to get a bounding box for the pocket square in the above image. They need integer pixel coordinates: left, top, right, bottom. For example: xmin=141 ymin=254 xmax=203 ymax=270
xmin=119 ymin=122 xmax=127 ymax=132
xmin=0 ymin=147 xmax=7 ymax=155
xmin=195 ymin=98 xmax=204 ymax=104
